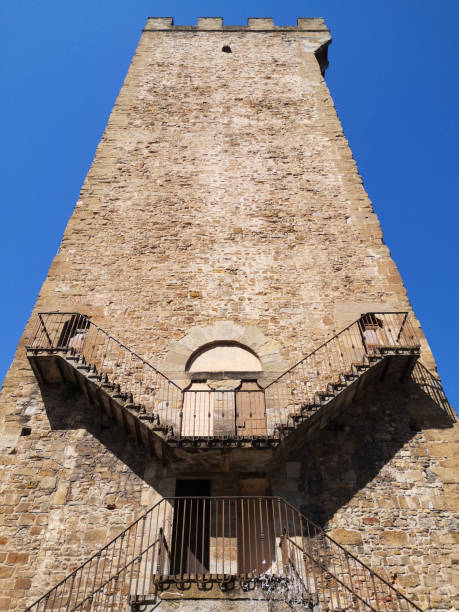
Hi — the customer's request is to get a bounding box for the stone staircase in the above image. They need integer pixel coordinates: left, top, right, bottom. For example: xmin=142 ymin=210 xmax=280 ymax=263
xmin=26 ymin=312 xmax=420 ymax=454
xmin=27 ymin=345 xmax=173 ymax=459
xmin=23 ymin=314 xmax=424 ymax=610
xmin=271 ymin=347 xmax=419 ymax=459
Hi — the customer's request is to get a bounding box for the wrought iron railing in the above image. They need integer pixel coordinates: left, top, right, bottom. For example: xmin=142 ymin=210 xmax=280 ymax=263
xmin=264 ymin=312 xmax=419 ymax=434
xmin=27 ymin=312 xmax=419 ymax=441
xmin=24 ymin=496 xmax=422 ymax=611
xmin=181 ymin=381 xmax=267 ymax=438
xmin=28 ymin=312 xmax=183 ymax=435
xmin=410 ymin=361 xmax=456 ymax=423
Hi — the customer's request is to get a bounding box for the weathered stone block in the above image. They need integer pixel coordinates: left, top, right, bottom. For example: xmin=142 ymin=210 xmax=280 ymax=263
xmin=328 ymin=529 xmax=363 ymax=546
xmin=431 ymin=467 xmax=458 ymax=483
xmin=379 ymin=531 xmax=408 ymax=546
xmin=0 ymin=567 xmax=14 ymax=579
xmin=6 ymin=553 xmax=28 ymax=564
xmin=432 ymin=530 xmax=459 ymax=546
xmin=39 ymin=476 xmax=57 ymax=489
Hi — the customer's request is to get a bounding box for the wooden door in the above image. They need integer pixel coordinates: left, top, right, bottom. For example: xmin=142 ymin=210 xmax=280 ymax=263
xmin=359 ymin=315 xmax=388 ymax=352
xmin=182 ymin=383 xmax=214 ymax=437
xmin=235 ymin=381 xmax=267 ymax=437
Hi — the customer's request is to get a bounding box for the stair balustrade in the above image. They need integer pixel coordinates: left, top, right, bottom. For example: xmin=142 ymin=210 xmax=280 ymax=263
xmin=25 ymin=496 xmax=422 ymax=611
xmin=28 ymin=312 xmax=183 ymax=436
xmin=264 ymin=312 xmax=419 ymax=435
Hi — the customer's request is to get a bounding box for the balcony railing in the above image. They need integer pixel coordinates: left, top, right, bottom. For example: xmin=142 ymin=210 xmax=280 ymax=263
xmin=27 ymin=312 xmax=419 ymax=443
xmin=181 ymin=381 xmax=267 ymax=439
xmin=25 ymin=496 xmax=422 ymax=611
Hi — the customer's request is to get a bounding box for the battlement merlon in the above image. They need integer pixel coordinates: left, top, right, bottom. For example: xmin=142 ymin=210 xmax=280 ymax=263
xmin=143 ymin=17 xmax=332 ymax=73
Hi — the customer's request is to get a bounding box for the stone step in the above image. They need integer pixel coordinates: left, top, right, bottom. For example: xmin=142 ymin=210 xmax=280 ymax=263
xmin=101 ymin=383 xmax=116 ymax=392
xmin=278 ymin=425 xmax=296 ymax=434
xmin=316 ymin=392 xmax=335 ymax=404
xmin=301 ymin=404 xmax=320 ymax=414
xmin=87 ymin=371 xmax=103 ymax=381
xmin=343 ymin=373 xmax=358 ymax=382
xmin=328 ymin=382 xmax=346 ymax=393
xmin=139 ymin=413 xmax=158 ymax=422
xmin=112 ymin=394 xmax=131 ymax=402
xmin=125 ymin=403 xmax=144 ymax=412
xmin=289 ymin=414 xmax=312 ymax=425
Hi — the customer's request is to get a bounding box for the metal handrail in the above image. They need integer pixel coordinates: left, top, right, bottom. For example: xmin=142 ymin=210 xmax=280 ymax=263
xmin=265 ymin=311 xmax=416 ymax=389
xmin=29 ymin=312 xmax=182 ymax=389
xmin=28 ymin=312 xmax=183 ymax=435
xmin=281 ymin=497 xmax=419 ymax=609
xmin=264 ymin=311 xmax=419 ymax=434
xmin=24 ymin=496 xmax=422 ymax=611
xmin=73 ymin=538 xmax=161 ymax=611
xmin=410 ymin=361 xmax=456 ymax=422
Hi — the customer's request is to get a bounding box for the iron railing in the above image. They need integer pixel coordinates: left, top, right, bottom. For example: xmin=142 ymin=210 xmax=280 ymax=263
xmin=264 ymin=312 xmax=419 ymax=434
xmin=25 ymin=496 xmax=422 ymax=611
xmin=27 ymin=312 xmax=419 ymax=441
xmin=181 ymin=381 xmax=267 ymax=438
xmin=410 ymin=361 xmax=456 ymax=423
xmin=28 ymin=312 xmax=183 ymax=435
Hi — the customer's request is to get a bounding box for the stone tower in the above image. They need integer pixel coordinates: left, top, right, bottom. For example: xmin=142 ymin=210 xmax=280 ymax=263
xmin=0 ymin=17 xmax=457 ymax=612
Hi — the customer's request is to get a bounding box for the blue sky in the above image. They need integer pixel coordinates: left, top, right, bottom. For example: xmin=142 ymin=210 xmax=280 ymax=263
xmin=1 ymin=1 xmax=458 ymax=411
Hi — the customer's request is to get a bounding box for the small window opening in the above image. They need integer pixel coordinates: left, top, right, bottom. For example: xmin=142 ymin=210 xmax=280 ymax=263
xmin=222 ymin=45 xmax=232 ymax=53
xmin=20 ymin=426 xmax=32 ymax=436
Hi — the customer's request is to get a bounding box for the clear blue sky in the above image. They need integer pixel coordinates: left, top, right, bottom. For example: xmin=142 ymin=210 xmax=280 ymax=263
xmin=1 ymin=1 xmax=458 ymax=411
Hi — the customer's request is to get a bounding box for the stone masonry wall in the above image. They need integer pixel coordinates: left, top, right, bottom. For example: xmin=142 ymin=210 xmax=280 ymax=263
xmin=0 ymin=18 xmax=456 ymax=611
xmin=271 ymin=375 xmax=458 ymax=610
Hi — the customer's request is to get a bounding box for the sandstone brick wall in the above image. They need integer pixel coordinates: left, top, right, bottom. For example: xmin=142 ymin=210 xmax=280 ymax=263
xmin=10 ymin=18 xmax=420 ymax=368
xmin=0 ymin=18 xmax=457 ymax=611
xmin=271 ymin=376 xmax=458 ymax=610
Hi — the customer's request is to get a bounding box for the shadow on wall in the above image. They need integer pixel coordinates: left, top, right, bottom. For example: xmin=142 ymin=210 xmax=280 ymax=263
xmin=38 ymin=358 xmax=455 ymax=521
xmin=291 ymin=362 xmax=456 ymax=529
xmin=38 ymin=381 xmax=173 ymax=498
xmin=411 ymin=361 xmax=456 ymax=422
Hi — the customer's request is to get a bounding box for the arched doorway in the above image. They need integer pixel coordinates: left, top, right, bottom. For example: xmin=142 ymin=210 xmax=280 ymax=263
xmin=181 ymin=342 xmax=266 ymax=438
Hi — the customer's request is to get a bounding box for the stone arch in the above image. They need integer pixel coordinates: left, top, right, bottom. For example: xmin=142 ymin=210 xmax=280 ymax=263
xmin=186 ymin=341 xmax=262 ymax=377
xmin=160 ymin=321 xmax=288 ymax=387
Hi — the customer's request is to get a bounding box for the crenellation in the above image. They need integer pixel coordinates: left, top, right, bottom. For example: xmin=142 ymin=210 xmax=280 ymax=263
xmin=247 ymin=17 xmax=275 ymax=30
xmin=146 ymin=17 xmax=174 ymax=29
xmin=197 ymin=17 xmax=223 ymax=29
xmin=144 ymin=16 xmax=330 ymax=33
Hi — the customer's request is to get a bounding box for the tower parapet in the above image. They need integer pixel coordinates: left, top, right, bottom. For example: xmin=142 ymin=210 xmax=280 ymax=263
xmin=145 ymin=16 xmax=330 ymax=31
xmin=144 ymin=17 xmax=332 ymax=72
